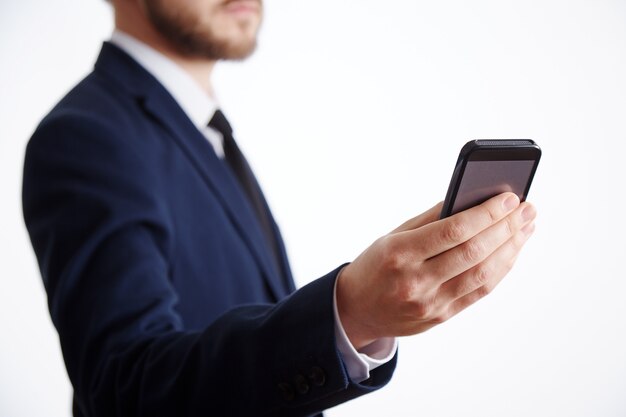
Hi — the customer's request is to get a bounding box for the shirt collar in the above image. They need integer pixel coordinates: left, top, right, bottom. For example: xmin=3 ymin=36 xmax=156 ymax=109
xmin=109 ymin=30 xmax=217 ymax=129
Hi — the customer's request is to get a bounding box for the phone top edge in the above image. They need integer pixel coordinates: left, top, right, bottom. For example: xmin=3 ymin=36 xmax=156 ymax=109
xmin=460 ymin=139 xmax=537 ymax=153
xmin=460 ymin=139 xmax=541 ymax=161
xmin=473 ymin=139 xmax=536 ymax=147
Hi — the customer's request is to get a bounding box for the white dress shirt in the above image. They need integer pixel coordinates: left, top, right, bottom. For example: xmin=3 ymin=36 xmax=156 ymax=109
xmin=110 ymin=30 xmax=397 ymax=382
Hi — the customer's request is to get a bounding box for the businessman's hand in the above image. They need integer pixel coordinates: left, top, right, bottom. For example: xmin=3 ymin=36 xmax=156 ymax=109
xmin=336 ymin=192 xmax=536 ymax=350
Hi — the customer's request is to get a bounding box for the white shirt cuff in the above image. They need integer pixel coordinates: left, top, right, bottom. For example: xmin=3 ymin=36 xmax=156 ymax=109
xmin=333 ymin=273 xmax=398 ymax=383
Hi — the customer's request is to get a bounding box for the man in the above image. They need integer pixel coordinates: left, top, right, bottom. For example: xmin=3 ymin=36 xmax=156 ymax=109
xmin=22 ymin=0 xmax=536 ymax=415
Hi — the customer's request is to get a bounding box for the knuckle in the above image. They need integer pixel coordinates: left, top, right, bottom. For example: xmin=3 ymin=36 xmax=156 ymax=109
xmin=433 ymin=307 xmax=453 ymax=325
xmin=474 ymin=264 xmax=491 ymax=287
xmin=379 ymin=236 xmax=406 ymax=273
xmin=503 ymin=215 xmax=515 ymax=237
xmin=413 ymin=301 xmax=432 ymax=319
xmin=483 ymin=204 xmax=500 ymax=224
xmin=476 ymin=284 xmax=493 ymax=298
xmin=395 ymin=274 xmax=430 ymax=307
xmin=395 ymin=279 xmax=416 ymax=304
xmin=461 ymin=239 xmax=484 ymax=264
xmin=442 ymin=219 xmax=466 ymax=243
xmin=407 ymin=294 xmax=434 ymax=319
xmin=430 ymin=314 xmax=447 ymax=325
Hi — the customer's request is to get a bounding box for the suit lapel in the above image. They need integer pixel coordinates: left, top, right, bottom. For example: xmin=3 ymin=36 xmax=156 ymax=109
xmin=94 ymin=43 xmax=289 ymax=301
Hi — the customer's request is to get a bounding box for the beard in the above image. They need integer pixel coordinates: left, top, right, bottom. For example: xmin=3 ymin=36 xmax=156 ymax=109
xmin=142 ymin=0 xmax=260 ymax=60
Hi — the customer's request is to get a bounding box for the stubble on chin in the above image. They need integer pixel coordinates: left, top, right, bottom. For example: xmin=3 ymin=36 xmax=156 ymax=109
xmin=143 ymin=0 xmax=260 ymax=61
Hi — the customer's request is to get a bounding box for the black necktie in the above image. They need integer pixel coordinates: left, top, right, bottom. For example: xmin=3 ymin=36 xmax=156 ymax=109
xmin=208 ymin=110 xmax=282 ymax=273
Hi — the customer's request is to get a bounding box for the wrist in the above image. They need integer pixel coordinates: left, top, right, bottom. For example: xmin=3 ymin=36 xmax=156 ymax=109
xmin=335 ymin=265 xmax=377 ymax=350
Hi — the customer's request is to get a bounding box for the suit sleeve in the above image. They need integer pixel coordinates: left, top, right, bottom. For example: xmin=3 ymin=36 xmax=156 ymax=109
xmin=22 ymin=111 xmax=396 ymax=417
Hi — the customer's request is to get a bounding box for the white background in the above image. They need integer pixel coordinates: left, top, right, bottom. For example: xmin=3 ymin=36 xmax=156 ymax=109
xmin=1 ymin=0 xmax=625 ymax=416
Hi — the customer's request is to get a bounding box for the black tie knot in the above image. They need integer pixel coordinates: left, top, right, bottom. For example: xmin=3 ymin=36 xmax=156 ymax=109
xmin=208 ymin=109 xmax=233 ymax=137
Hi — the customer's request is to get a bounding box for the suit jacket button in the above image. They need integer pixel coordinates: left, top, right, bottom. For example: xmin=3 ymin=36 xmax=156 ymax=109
xmin=277 ymin=382 xmax=295 ymax=402
xmin=308 ymin=366 xmax=326 ymax=387
xmin=294 ymin=374 xmax=310 ymax=394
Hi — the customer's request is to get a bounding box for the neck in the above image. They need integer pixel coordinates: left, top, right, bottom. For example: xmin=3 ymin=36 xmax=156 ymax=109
xmin=113 ymin=2 xmax=215 ymax=96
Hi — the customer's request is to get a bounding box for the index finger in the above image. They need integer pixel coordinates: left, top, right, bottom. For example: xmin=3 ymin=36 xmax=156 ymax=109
xmin=399 ymin=192 xmax=521 ymax=260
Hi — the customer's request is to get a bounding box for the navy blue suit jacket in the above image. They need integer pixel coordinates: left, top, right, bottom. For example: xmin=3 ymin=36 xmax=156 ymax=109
xmin=22 ymin=43 xmax=396 ymax=416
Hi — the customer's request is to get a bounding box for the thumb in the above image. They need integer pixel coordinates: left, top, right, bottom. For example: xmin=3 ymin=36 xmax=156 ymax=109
xmin=390 ymin=202 xmax=443 ymax=234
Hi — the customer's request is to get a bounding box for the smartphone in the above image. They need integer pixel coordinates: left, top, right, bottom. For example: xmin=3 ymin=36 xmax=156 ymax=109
xmin=440 ymin=139 xmax=541 ymax=218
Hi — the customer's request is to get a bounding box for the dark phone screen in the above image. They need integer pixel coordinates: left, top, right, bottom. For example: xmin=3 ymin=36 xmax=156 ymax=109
xmin=451 ymin=159 xmax=536 ymax=214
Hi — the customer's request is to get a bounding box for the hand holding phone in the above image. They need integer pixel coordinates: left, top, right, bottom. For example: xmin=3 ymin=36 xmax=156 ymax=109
xmin=440 ymin=139 xmax=541 ymax=218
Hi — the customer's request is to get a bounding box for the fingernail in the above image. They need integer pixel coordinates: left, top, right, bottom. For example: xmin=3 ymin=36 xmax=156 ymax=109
xmin=503 ymin=195 xmax=520 ymax=211
xmin=521 ymin=205 xmax=536 ymax=222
